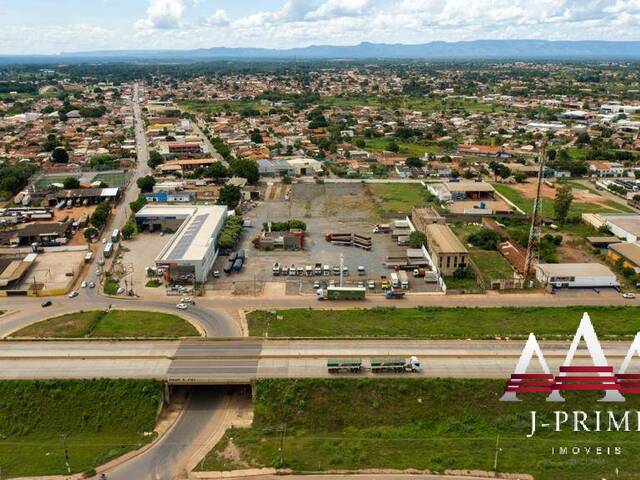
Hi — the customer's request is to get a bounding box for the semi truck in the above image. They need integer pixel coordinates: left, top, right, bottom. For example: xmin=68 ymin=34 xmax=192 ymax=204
xmin=371 ymin=356 xmax=421 ymax=373
xmin=317 ymin=286 xmax=366 ymax=301
xmin=327 ymin=358 xmax=363 ymax=374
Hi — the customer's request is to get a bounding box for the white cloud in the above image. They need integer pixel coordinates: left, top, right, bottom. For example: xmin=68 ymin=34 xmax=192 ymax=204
xmin=135 ymin=0 xmax=194 ymax=30
xmin=306 ymin=0 xmax=373 ymax=21
xmin=200 ymin=9 xmax=230 ymax=27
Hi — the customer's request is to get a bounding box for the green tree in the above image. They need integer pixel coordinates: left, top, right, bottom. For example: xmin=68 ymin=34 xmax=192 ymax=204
xmin=409 ymin=231 xmax=428 ymax=248
xmin=231 ymin=158 xmax=260 ymax=184
xmin=63 ymin=177 xmax=80 ymax=189
xmin=84 ymin=227 xmax=98 ymax=241
xmin=405 ymin=157 xmax=424 ymax=168
xmin=129 ymin=195 xmax=147 ymax=213
xmin=204 ymin=162 xmax=229 ymax=180
xmin=51 ymin=147 xmax=69 ymax=164
xmin=217 ymin=184 xmax=242 ymax=209
xmin=387 ymin=141 xmax=400 ymax=153
xmin=250 ymin=131 xmax=263 ymax=144
xmin=554 ymin=184 xmax=574 ymax=223
xmin=136 ymin=175 xmax=156 ymax=193
xmin=91 ymin=202 xmax=110 ymax=229
xmin=147 ymin=150 xmax=163 ymax=169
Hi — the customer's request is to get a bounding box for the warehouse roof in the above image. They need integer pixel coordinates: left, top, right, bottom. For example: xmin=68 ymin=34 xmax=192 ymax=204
xmin=610 ymin=242 xmax=640 ymax=267
xmin=425 ymin=224 xmax=468 ymax=254
xmin=138 ymin=205 xmax=228 ymax=263
xmin=536 ymin=263 xmax=616 ymax=278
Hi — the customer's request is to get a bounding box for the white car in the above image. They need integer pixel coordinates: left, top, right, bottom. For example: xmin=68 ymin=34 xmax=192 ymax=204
xmin=81 ymin=281 xmax=87 ymax=288
xmin=88 ymin=282 xmax=96 ymax=289
xmin=623 ymin=293 xmax=636 ymax=299
xmin=68 ymin=291 xmax=78 ymax=298
xmin=176 ymin=303 xmax=189 ymax=310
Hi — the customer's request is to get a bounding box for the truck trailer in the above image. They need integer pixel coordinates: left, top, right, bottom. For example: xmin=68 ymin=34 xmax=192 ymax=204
xmin=317 ymin=286 xmax=366 ymax=301
xmin=327 ymin=358 xmax=363 ymax=374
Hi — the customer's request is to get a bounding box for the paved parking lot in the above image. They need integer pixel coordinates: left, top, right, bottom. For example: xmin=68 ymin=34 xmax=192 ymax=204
xmin=119 ymin=232 xmax=172 ymax=295
xmin=208 ymin=183 xmax=440 ymax=295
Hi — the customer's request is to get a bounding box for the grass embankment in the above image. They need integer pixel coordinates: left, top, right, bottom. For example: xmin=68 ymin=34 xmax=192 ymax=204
xmin=0 ymin=379 xmax=162 ymax=478
xmin=248 ymin=306 xmax=640 ymax=339
xmin=11 ymin=310 xmax=199 ymax=338
xmin=198 ymin=379 xmax=640 ymax=480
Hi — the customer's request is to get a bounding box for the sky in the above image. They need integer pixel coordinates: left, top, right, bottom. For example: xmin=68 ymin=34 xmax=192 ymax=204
xmin=1 ymin=0 xmax=640 ymax=55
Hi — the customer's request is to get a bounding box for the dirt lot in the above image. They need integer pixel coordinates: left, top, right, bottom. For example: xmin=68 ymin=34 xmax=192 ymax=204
xmin=17 ymin=250 xmax=87 ymax=293
xmin=209 ymin=183 xmax=441 ymax=295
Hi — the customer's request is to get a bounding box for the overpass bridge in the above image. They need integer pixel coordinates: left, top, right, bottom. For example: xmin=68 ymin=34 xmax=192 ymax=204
xmin=0 ymin=339 xmax=635 ymax=384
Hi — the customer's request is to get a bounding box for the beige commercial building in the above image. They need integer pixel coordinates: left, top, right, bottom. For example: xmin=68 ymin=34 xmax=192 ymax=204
xmin=424 ymin=224 xmax=469 ymax=276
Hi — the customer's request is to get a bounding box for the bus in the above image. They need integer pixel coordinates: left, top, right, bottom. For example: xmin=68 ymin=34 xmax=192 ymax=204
xmin=111 ymin=229 xmax=120 ymax=243
xmin=103 ymin=242 xmax=114 ymax=258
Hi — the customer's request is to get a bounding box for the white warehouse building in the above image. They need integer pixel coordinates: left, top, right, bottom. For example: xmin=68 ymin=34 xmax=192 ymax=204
xmin=536 ymin=263 xmax=619 ymax=289
xmin=135 ymin=205 xmax=228 ymax=283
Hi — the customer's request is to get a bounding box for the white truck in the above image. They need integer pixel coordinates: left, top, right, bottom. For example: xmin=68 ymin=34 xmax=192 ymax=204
xmin=390 ymin=272 xmax=400 ymax=289
xmin=398 ymin=270 xmax=409 ymax=290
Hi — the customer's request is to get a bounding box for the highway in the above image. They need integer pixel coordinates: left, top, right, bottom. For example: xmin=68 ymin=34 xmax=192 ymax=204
xmin=0 ymin=338 xmax=635 ymax=383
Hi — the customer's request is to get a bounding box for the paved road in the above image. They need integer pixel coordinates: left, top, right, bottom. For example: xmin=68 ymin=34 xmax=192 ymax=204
xmin=0 ymin=338 xmax=634 ymax=382
xmin=81 ymin=82 xmax=151 ymax=299
xmin=192 ymin=120 xmax=227 ymax=167
xmin=108 ymin=387 xmax=227 ymax=480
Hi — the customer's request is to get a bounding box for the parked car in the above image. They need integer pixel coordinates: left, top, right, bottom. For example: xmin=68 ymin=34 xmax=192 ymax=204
xmin=623 ymin=293 xmax=636 ymax=299
xmin=81 ymin=281 xmax=87 ymax=288
xmin=368 ymin=280 xmax=376 ymax=289
xmin=213 ymin=270 xmax=220 ymax=278
xmin=289 ymin=264 xmax=297 ymax=276
xmin=68 ymin=291 xmax=78 ymax=298
xmin=176 ymin=303 xmax=189 ymax=310
xmin=88 ymin=282 xmax=96 ymax=289
xmin=272 ymin=262 xmax=281 ymax=276
xmin=41 ymin=300 xmax=52 ymax=307
xmin=313 ymin=281 xmax=321 ymax=289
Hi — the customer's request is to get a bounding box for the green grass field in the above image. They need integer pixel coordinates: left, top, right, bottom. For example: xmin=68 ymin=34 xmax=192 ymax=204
xmin=367 ymin=183 xmax=427 ymax=217
xmin=34 ymin=175 xmax=70 ymax=190
xmin=247 ymin=306 xmax=640 ymax=339
xmin=198 ymin=379 xmax=640 ymax=480
xmin=0 ymin=379 xmax=162 ymax=478
xmin=11 ymin=310 xmax=199 ymax=338
xmin=91 ymin=171 xmax=128 ymax=188
xmin=470 ymin=250 xmax=515 ymax=281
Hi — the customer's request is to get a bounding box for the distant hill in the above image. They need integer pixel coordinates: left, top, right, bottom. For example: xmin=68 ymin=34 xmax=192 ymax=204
xmin=4 ymin=40 xmax=640 ymax=63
